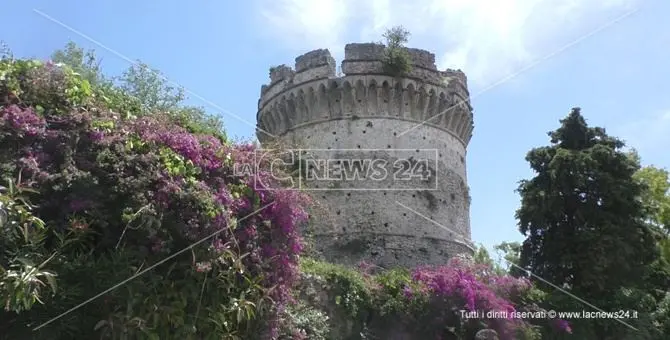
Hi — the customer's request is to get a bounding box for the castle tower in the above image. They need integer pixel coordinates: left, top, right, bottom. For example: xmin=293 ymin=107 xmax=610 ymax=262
xmin=256 ymin=43 xmax=475 ymax=268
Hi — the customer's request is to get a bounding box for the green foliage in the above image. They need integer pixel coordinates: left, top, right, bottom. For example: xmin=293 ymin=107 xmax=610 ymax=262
xmin=158 ymin=147 xmax=201 ymax=181
xmin=119 ymin=62 xmax=185 ymax=113
xmin=472 ymin=243 xmax=525 ymax=277
xmin=634 ymin=165 xmax=670 ymax=312
xmin=48 ymin=41 xmax=227 ymax=141
xmin=652 ymin=292 xmax=670 ymax=335
xmin=381 ymin=26 xmax=412 ymax=77
xmin=473 ymin=244 xmax=506 ymax=275
xmin=0 ymin=176 xmax=57 ymax=313
xmin=0 ymin=48 xmax=309 ymax=339
xmin=516 ymin=107 xmax=664 ymax=338
xmin=50 ymin=41 xmax=108 ymax=87
xmin=0 ymin=58 xmax=93 ymax=112
xmin=659 ymin=237 xmax=670 ymax=267
xmin=494 ymin=241 xmax=525 ymax=277
xmin=516 ymin=107 xmax=657 ymax=292
xmin=0 ymin=41 xmax=14 ymax=60
xmin=298 ymin=258 xmax=545 ymax=340
xmin=372 ymin=268 xmax=428 ymax=318
xmin=634 ymin=165 xmax=670 ymax=232
xmin=300 ymin=258 xmax=372 ymax=318
xmin=279 ymin=302 xmax=330 ymax=340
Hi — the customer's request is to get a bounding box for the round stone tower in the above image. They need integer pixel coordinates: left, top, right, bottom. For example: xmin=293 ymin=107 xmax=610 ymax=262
xmin=256 ymin=43 xmax=475 ymax=268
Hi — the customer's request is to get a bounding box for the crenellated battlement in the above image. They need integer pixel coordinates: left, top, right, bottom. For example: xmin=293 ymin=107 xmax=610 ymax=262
xmin=260 ymin=49 xmax=337 ymax=105
xmin=259 ymin=44 xmax=469 ymax=107
xmin=340 ymin=43 xmax=468 ymax=89
xmin=257 ymin=44 xmax=473 ymax=145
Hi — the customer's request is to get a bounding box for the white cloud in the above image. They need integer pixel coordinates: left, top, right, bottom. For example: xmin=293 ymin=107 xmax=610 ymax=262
xmin=258 ymin=0 xmax=350 ymax=56
xmin=256 ymin=0 xmax=639 ymax=85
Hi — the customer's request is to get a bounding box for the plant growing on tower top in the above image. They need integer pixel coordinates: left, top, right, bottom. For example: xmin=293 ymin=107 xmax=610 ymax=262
xmin=382 ymin=26 xmax=412 ymax=77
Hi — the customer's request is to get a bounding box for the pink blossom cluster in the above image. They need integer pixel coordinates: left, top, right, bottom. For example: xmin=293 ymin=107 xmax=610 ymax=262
xmin=409 ymin=258 xmax=570 ymax=339
xmin=1 ymin=105 xmax=46 ymax=137
xmin=3 ymin=97 xmax=310 ymax=338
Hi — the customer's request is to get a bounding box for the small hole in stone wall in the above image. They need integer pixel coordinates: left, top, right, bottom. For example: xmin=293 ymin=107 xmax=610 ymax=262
xmin=387 ymin=145 xmax=391 ymax=148
xmin=393 ymin=132 xmax=397 ymax=136
xmin=405 ymin=102 xmax=409 ymax=106
xmin=384 ymin=223 xmax=389 ymax=227
xmin=336 ymin=210 xmax=341 ymax=215
xmin=460 ymin=156 xmax=465 ymax=163
xmin=412 ymin=194 xmax=416 ymax=198
xmin=327 ymin=147 xmax=332 ymax=150
xmin=362 ymin=130 xmax=366 ymax=133
xmin=403 ymin=213 xmax=407 ymax=216
xmin=416 ymin=149 xmax=420 ymax=153
xmin=371 ymin=211 xmax=375 ymax=215
xmin=315 ymin=185 xmax=319 ymax=188
xmin=335 ymin=138 xmax=339 ymax=141
xmin=357 ymin=145 xmax=361 ymax=149
xmin=423 ymin=136 xmax=426 ymax=140
xmin=450 ymin=193 xmax=456 ymax=201
xmin=384 ymin=100 xmax=388 ymax=103
xmin=439 ymin=153 xmax=443 ymax=157
xmin=383 ymin=192 xmax=387 ymax=196
xmin=343 ymin=227 xmax=347 ymax=232
xmin=336 ymin=99 xmax=339 ymax=102
xmin=347 ymin=193 xmax=351 ymax=197
xmin=333 ymin=131 xmax=337 ymax=135
xmin=307 ymin=135 xmax=311 ymax=139
xmin=321 ymin=195 xmax=326 ymax=199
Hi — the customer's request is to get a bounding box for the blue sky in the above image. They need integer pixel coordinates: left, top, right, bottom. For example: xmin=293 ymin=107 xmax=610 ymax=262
xmin=4 ymin=0 xmax=670 ymax=258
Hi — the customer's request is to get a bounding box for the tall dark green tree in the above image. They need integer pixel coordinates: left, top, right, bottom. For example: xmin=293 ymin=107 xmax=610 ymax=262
xmin=515 ymin=108 xmax=661 ymax=338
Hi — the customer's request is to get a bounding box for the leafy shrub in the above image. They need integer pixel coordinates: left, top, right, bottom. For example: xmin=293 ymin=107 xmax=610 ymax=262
xmin=381 ymin=26 xmax=412 ymax=77
xmin=0 ymin=55 xmax=309 ymax=339
xmin=298 ymin=257 xmax=563 ymax=340
xmin=300 ymin=258 xmax=373 ymax=319
xmin=0 ymin=177 xmax=57 ymax=314
xmin=278 ymin=302 xmax=330 ymax=340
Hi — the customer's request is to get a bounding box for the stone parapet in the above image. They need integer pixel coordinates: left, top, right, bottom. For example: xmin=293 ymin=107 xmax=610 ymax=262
xmin=257 ymin=45 xmax=472 ymax=145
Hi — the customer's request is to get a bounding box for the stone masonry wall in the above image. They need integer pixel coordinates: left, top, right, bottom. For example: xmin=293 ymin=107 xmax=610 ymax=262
xmin=257 ymin=43 xmax=475 ymax=268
